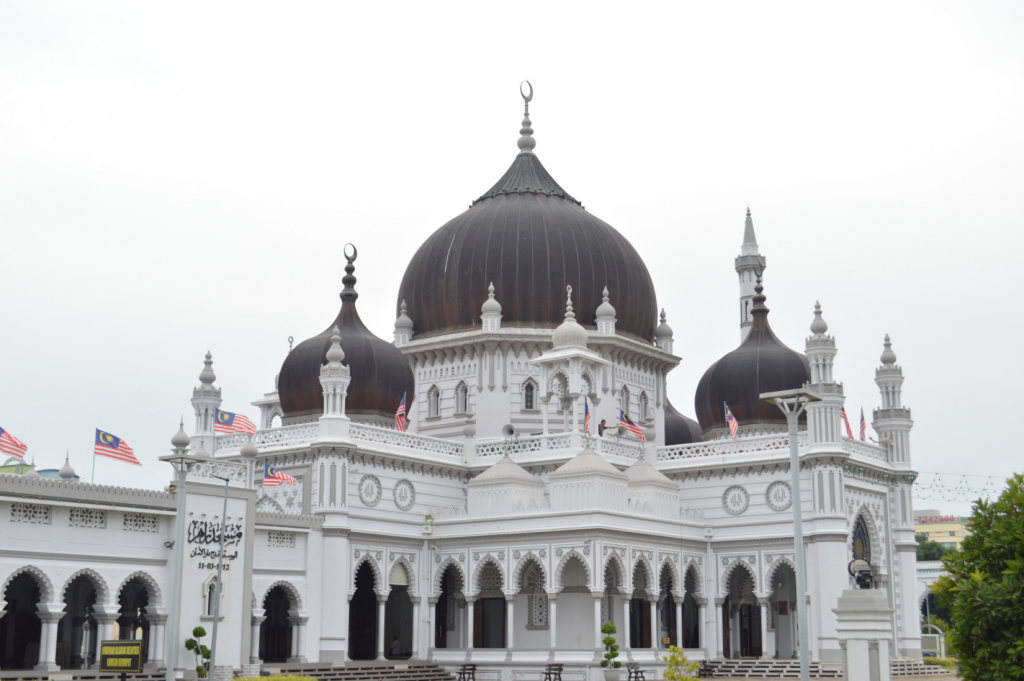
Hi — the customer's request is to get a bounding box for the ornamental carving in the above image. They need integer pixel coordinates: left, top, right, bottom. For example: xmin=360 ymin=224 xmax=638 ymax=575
xmin=722 ymin=557 xmax=729 ymax=566
xmin=474 ymin=553 xmax=480 ymax=562
xmin=435 ymin=555 xmax=441 ymax=563
xmin=765 ymin=555 xmax=774 ymax=563
xmin=766 ymin=481 xmax=793 ymax=512
xmin=498 ymin=551 xmax=505 ymax=561
xmin=539 ymin=549 xmax=547 ymax=559
xmin=375 ymin=551 xmax=382 ymax=561
xmin=723 ymin=486 xmax=750 ymax=515
xmin=513 ymin=551 xmax=521 ymax=560
xmin=358 ymin=474 xmax=382 ymax=507
xmin=584 ymin=546 xmax=591 ymax=556
xmin=390 ymin=553 xmax=396 ymax=562
xmin=747 ymin=556 xmax=756 ymax=564
xmin=556 ymin=548 xmax=563 ymax=557
xmin=459 ymin=553 xmax=465 ymax=563
xmin=394 ymin=479 xmax=416 ymax=511
xmin=354 ymin=550 xmax=360 ymax=558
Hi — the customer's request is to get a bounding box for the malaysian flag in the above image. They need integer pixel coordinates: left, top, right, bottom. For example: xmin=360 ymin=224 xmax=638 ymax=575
xmin=860 ymin=408 xmax=867 ymax=441
xmin=263 ymin=463 xmax=297 ymax=487
xmin=214 ymin=409 xmax=256 ymax=435
xmin=619 ymin=410 xmax=646 ymax=443
xmin=395 ymin=393 xmax=407 ymax=432
xmin=0 ymin=427 xmax=28 ymax=459
xmin=584 ymin=397 xmax=591 ymax=433
xmin=723 ymin=402 xmax=738 ymax=439
xmin=841 ymin=407 xmax=854 ymax=439
xmin=94 ymin=429 xmax=141 ymax=466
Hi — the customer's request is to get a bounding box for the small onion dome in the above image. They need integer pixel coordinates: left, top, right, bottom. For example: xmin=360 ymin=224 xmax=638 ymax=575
xmin=469 ymin=455 xmax=542 ymax=486
xmin=192 ymin=441 xmax=212 ymax=461
xmin=395 ymin=300 xmax=414 ymax=330
xmin=481 ymin=283 xmax=502 ymax=316
xmin=24 ymin=464 xmax=40 ymax=479
xmin=59 ymin=455 xmax=76 ymax=480
xmin=664 ymin=399 xmax=702 ymax=445
xmin=551 ymin=287 xmax=589 ymax=348
xmin=278 ymin=248 xmax=415 ymax=421
xmin=810 ymin=301 xmax=828 ymax=335
xmin=171 ymin=420 xmax=191 ymax=449
xmin=595 ymin=286 xmax=616 ymax=320
xmin=624 ymin=458 xmax=676 ymax=487
xmin=240 ymin=436 xmax=259 ymax=459
xmin=880 ymin=334 xmax=897 ymax=365
xmin=199 ymin=351 xmax=216 ymax=385
xmin=549 ymin=447 xmax=627 ymax=480
xmin=694 ymin=279 xmax=810 ymax=434
xmin=655 ymin=309 xmax=673 ymax=341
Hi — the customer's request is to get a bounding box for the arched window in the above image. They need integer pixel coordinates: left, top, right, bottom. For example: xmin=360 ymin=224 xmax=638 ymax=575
xmin=620 ymin=387 xmax=631 ymax=418
xmin=639 ymin=392 xmax=649 ymax=421
xmin=428 ymin=387 xmax=440 ymax=418
xmin=206 ymin=580 xmax=218 ymax=616
xmin=853 ymin=516 xmax=871 ymax=564
xmin=524 ymin=382 xmax=536 ymax=410
xmin=455 ymin=383 xmax=468 ymax=414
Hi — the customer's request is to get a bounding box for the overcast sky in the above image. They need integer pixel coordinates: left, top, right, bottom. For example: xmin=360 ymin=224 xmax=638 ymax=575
xmin=1 ymin=2 xmax=1021 ymax=515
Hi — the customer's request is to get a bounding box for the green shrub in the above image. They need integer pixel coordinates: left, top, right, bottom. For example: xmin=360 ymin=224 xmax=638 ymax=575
xmin=922 ymin=657 xmax=957 ymax=669
xmin=600 ymin=621 xmax=621 ymax=669
xmin=259 ymin=677 xmax=319 ymax=681
xmin=662 ymin=645 xmax=700 ymax=680
xmin=184 ymin=626 xmax=210 ymax=678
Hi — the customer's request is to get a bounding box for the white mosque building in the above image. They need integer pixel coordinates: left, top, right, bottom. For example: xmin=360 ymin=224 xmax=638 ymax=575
xmin=0 ymin=88 xmax=922 ymax=678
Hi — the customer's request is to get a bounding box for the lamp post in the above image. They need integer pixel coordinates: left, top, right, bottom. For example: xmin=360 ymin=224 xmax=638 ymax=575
xmin=160 ymin=422 xmax=205 ymax=681
xmin=207 ymin=475 xmax=231 ymax=680
xmin=760 ymin=388 xmax=819 ymax=681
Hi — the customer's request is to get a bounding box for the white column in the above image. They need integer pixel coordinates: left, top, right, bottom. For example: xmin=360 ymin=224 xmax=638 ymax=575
xmin=594 ymin=595 xmax=604 ymax=650
xmin=411 ymin=597 xmax=421 ymax=659
xmin=649 ymin=597 xmax=658 ymax=649
xmin=96 ymin=610 xmax=117 ymax=645
xmin=295 ymin=617 xmax=308 ymax=661
xmin=149 ymin=613 xmax=167 ymax=666
xmin=467 ymin=597 xmax=476 ymax=650
xmin=505 ymin=595 xmax=515 ymax=649
xmin=35 ymin=610 xmax=62 ymax=671
xmin=541 ymin=396 xmax=550 ymax=434
xmin=698 ymin=598 xmax=708 ymax=658
xmin=548 ymin=594 xmax=558 ymax=649
xmin=250 ymin=612 xmax=265 ymax=663
xmin=758 ymin=598 xmax=770 ymax=659
xmin=622 ymin=599 xmax=631 ymax=652
xmin=714 ymin=598 xmax=724 ymax=658
xmin=675 ymin=600 xmax=683 ymax=649
xmin=376 ymin=596 xmax=388 ymax=660
xmin=428 ymin=597 xmax=438 ymax=654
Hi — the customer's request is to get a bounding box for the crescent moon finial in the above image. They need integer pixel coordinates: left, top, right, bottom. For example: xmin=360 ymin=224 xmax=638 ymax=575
xmin=344 ymin=243 xmax=358 ymax=263
xmin=517 ymin=81 xmax=536 ymax=154
xmin=520 ymin=80 xmax=533 ymax=103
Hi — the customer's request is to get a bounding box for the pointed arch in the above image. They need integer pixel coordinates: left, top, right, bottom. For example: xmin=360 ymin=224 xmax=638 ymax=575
xmin=521 ymin=377 xmax=539 ymax=411
xmin=603 ymin=552 xmax=626 ymax=590
xmin=427 ymin=384 xmax=441 ymax=418
xmin=632 ymin=554 xmax=655 ymax=594
xmin=353 ymin=553 xmax=385 ymax=595
xmin=116 ymin=571 xmax=162 ymax=607
xmin=659 ymin=556 xmax=680 ymax=595
xmin=720 ymin=558 xmax=758 ymax=595
xmin=389 ymin=556 xmax=418 ymax=595
xmin=1 ymin=564 xmax=54 ymax=603
xmin=548 ymin=370 xmax=569 ymax=398
xmin=682 ymin=562 xmax=703 ymax=597
xmin=454 ymin=381 xmax=470 ymax=415
xmin=471 ymin=555 xmax=505 ymax=594
xmin=554 ymin=550 xmax=592 ymax=590
xmin=512 ymin=553 xmax=547 ymax=593
xmin=850 ymin=506 xmax=883 ymax=566
xmin=433 ymin=557 xmax=466 ymax=595
xmin=61 ymin=568 xmax=110 ymax=604
xmin=765 ymin=557 xmax=798 ymax=593
xmin=261 ymin=580 xmax=302 ymax=610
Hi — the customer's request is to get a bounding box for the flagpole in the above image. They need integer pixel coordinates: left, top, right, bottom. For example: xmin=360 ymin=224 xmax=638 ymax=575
xmin=91 ymin=450 xmax=96 ymax=484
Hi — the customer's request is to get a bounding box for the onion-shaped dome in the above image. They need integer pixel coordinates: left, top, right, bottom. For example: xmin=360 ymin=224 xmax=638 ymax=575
xmin=551 ymin=287 xmax=589 ymax=348
xmin=396 ymin=92 xmax=657 ymax=342
xmin=694 ymin=279 xmax=810 ymax=434
xmin=278 ymin=248 xmax=415 ymax=422
xmin=664 ymin=399 xmax=702 ymax=445
xmin=59 ymin=455 xmax=76 ymax=480
xmin=171 ymin=420 xmax=191 ymax=449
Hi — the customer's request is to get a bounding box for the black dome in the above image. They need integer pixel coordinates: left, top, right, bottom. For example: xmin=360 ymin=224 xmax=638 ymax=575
xmin=694 ymin=282 xmax=810 ymax=434
xmin=397 ymin=151 xmax=658 ymax=342
xmin=664 ymin=399 xmax=702 ymax=445
xmin=279 ymin=258 xmax=414 ymax=422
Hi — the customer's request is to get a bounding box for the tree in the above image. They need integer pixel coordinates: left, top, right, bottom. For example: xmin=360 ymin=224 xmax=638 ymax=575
xmin=662 ymin=645 xmax=700 ymax=680
xmin=184 ymin=626 xmax=211 ymax=678
xmin=934 ymin=473 xmax=1024 ymax=681
xmin=600 ymin=621 xmax=622 ymax=669
xmin=917 ymin=533 xmax=954 ymax=561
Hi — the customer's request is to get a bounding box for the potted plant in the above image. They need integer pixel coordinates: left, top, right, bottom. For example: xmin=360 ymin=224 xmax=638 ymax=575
xmin=600 ymin=621 xmax=622 ymax=681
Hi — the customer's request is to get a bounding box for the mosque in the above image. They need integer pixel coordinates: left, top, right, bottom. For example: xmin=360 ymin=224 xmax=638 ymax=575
xmin=0 ymin=86 xmax=921 ymax=678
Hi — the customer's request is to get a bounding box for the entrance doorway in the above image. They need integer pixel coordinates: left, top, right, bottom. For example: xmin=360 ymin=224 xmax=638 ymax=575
xmin=56 ymin=574 xmax=100 ymax=669
xmin=259 ymin=586 xmax=294 ymax=663
xmin=629 ymin=563 xmax=652 ymax=649
xmin=723 ymin=567 xmax=761 ymax=658
xmin=472 ymin=563 xmax=505 ymax=648
xmin=435 ymin=565 xmax=464 ymax=648
xmin=384 ymin=564 xmax=413 ymax=659
xmin=0 ymin=571 xmax=43 ymax=669
xmin=682 ymin=567 xmax=700 ymax=649
xmin=349 ymin=563 xmax=378 ymax=660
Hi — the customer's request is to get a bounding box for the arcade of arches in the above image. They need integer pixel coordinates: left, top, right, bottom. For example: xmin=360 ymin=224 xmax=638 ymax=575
xmin=721 ymin=562 xmax=799 ymax=660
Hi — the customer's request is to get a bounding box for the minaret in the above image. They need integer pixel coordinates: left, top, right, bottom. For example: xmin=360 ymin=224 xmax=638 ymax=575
xmin=595 ymin=286 xmax=616 ymax=335
xmin=654 ymin=309 xmax=673 ymax=355
xmin=872 ymin=335 xmax=913 ymax=466
xmin=735 ymin=208 xmax=766 ymax=341
xmin=318 ymin=325 xmax=352 ymax=440
xmin=394 ymin=300 xmax=413 ymax=347
xmin=804 ymin=302 xmax=845 ymax=451
xmin=191 ymin=352 xmax=222 ymax=454
xmin=481 ymin=282 xmax=502 ymax=331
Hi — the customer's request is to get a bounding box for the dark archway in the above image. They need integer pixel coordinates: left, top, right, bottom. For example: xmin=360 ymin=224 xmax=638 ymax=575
xmin=384 ymin=564 xmax=413 ymax=659
xmin=117 ymin=578 xmax=150 ymax=662
xmin=659 ymin=564 xmax=676 ymax=649
xmin=259 ymin=586 xmax=294 ymax=663
xmin=629 ymin=563 xmax=652 ymax=649
xmin=0 ymin=572 xmax=43 ymax=669
xmin=435 ymin=565 xmax=464 ymax=649
xmin=682 ymin=567 xmax=700 ymax=649
xmin=768 ymin=564 xmax=797 ymax=659
xmin=56 ymin=574 xmax=99 ymax=669
xmin=473 ymin=563 xmax=505 ymax=648
xmin=348 ymin=563 xmax=378 ymax=660
xmin=724 ymin=567 xmax=760 ymax=659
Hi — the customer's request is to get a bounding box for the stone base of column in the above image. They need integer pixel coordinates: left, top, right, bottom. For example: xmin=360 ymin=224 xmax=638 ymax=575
xmin=241 ymin=663 xmax=262 ymax=677
xmin=287 ymin=656 xmax=308 ymax=663
xmin=33 ymin=663 xmax=61 ymax=672
xmin=213 ymin=665 xmax=235 ymax=681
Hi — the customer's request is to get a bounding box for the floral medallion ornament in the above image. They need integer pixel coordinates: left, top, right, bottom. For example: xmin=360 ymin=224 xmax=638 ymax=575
xmin=723 ymin=485 xmax=750 ymax=515
xmin=394 ymin=479 xmax=415 ymax=511
xmin=358 ymin=474 xmax=382 ymax=507
xmin=766 ymin=481 xmax=793 ymax=512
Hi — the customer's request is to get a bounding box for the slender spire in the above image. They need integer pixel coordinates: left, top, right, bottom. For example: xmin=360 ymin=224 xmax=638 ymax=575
xmin=880 ymin=334 xmax=897 ymax=365
xmin=564 ymin=285 xmax=575 ymax=321
xmin=325 ymin=325 xmax=346 ymax=364
xmin=742 ymin=207 xmax=759 ymax=255
xmin=810 ymin=301 xmax=828 ymax=335
xmin=517 ymin=80 xmax=536 ymax=154
xmin=199 ymin=351 xmax=216 ymax=385
xmin=341 ymin=243 xmax=358 ymax=303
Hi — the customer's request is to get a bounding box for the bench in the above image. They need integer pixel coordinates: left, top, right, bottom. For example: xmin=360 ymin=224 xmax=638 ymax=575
xmin=457 ymin=665 xmax=477 ymax=681
xmin=543 ymin=664 xmax=563 ymax=681
xmin=625 ymin=663 xmax=645 ymax=681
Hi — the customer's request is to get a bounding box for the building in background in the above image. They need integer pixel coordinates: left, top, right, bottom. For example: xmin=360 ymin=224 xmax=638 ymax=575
xmin=913 ymin=509 xmax=970 ymax=550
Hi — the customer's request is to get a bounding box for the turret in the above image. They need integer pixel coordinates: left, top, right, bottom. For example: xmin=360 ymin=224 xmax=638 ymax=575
xmin=735 ymin=208 xmax=766 ymax=341
xmin=654 ymin=309 xmax=673 ymax=354
xmin=804 ymin=302 xmax=845 ymax=450
xmin=481 ymin=283 xmax=502 ymax=331
xmin=394 ymin=300 xmax=413 ymax=347
xmin=595 ymin=286 xmax=616 ymax=335
xmin=872 ymin=335 xmax=913 ymax=466
xmin=191 ymin=352 xmax=222 ymax=454
xmin=318 ymin=325 xmax=352 ymax=440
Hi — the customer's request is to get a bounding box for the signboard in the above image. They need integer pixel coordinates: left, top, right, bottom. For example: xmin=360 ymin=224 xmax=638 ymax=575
xmin=99 ymin=640 xmax=143 ymax=673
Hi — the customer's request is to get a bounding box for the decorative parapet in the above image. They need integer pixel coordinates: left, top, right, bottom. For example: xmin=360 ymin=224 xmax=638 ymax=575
xmin=840 ymin=438 xmax=888 ymax=462
xmin=350 ymin=423 xmax=464 ymax=457
xmin=216 ymin=422 xmax=318 ymax=451
xmin=188 ymin=460 xmax=248 ymax=485
xmin=255 ymin=510 xmax=324 ymax=529
xmin=657 ymin=432 xmax=808 ymax=461
xmin=590 ymin=437 xmax=644 ymax=460
xmin=0 ymin=474 xmax=175 ymax=510
xmin=476 ymin=433 xmax=572 ymax=457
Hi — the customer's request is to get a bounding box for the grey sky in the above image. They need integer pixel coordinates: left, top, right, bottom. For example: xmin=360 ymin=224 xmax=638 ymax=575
xmin=1 ymin=2 xmax=1020 ymax=514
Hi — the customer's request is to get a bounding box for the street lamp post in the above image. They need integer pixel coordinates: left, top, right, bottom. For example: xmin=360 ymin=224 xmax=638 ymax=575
xmin=207 ymin=475 xmax=231 ymax=680
xmin=760 ymin=388 xmax=820 ymax=681
xmin=160 ymin=422 xmax=204 ymax=681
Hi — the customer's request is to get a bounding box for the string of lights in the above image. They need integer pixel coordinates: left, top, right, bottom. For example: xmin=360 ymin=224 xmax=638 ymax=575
xmin=911 ymin=472 xmax=1008 ymax=503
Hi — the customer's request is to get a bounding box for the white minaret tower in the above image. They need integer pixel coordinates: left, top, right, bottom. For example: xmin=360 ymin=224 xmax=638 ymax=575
xmin=318 ymin=325 xmax=352 ymax=440
xmin=804 ymin=302 xmax=845 ymax=451
xmin=481 ymin=282 xmax=502 ymax=331
xmin=595 ymin=286 xmax=616 ymax=335
xmin=735 ymin=208 xmax=766 ymax=341
xmin=394 ymin=300 xmax=413 ymax=347
xmin=191 ymin=351 xmax=222 ymax=454
xmin=872 ymin=335 xmax=913 ymax=466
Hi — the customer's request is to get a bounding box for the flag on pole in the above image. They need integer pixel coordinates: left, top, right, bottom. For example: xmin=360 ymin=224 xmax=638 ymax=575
xmin=214 ymin=409 xmax=257 ymax=435
xmin=263 ymin=463 xmax=297 ymax=487
xmin=723 ymin=402 xmax=738 ymax=439
xmin=860 ymin=408 xmax=867 ymax=441
xmin=0 ymin=427 xmax=28 ymax=459
xmin=584 ymin=397 xmax=591 ymax=433
xmin=94 ymin=429 xmax=141 ymax=466
xmin=395 ymin=393 xmax=407 ymax=432
xmin=840 ymin=407 xmax=854 ymax=439
xmin=619 ymin=410 xmax=646 ymax=443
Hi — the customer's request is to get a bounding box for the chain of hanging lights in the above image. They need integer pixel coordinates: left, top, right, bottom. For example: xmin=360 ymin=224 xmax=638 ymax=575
xmin=910 ymin=472 xmax=1006 ymax=503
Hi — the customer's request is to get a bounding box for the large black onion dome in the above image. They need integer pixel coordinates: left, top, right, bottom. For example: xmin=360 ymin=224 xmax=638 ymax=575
xmin=397 ymin=106 xmax=657 ymax=342
xmin=279 ymin=251 xmax=415 ymax=421
xmin=664 ymin=398 xmax=702 ymax=445
xmin=694 ymin=280 xmax=810 ymax=434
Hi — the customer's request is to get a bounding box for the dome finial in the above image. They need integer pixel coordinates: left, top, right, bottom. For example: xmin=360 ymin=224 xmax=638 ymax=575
xmin=326 ymin=325 xmax=346 ymax=364
xmin=517 ymin=80 xmax=536 ymax=154
xmin=810 ymin=301 xmax=828 ymax=335
xmin=750 ymin=271 xmax=769 ymax=320
xmin=199 ymin=351 xmax=216 ymax=385
xmin=564 ymin=285 xmax=575 ymax=321
xmin=341 ymin=243 xmax=358 ymax=303
xmin=880 ymin=334 xmax=897 ymax=365
xmin=482 ymin=282 xmax=502 ymax=316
